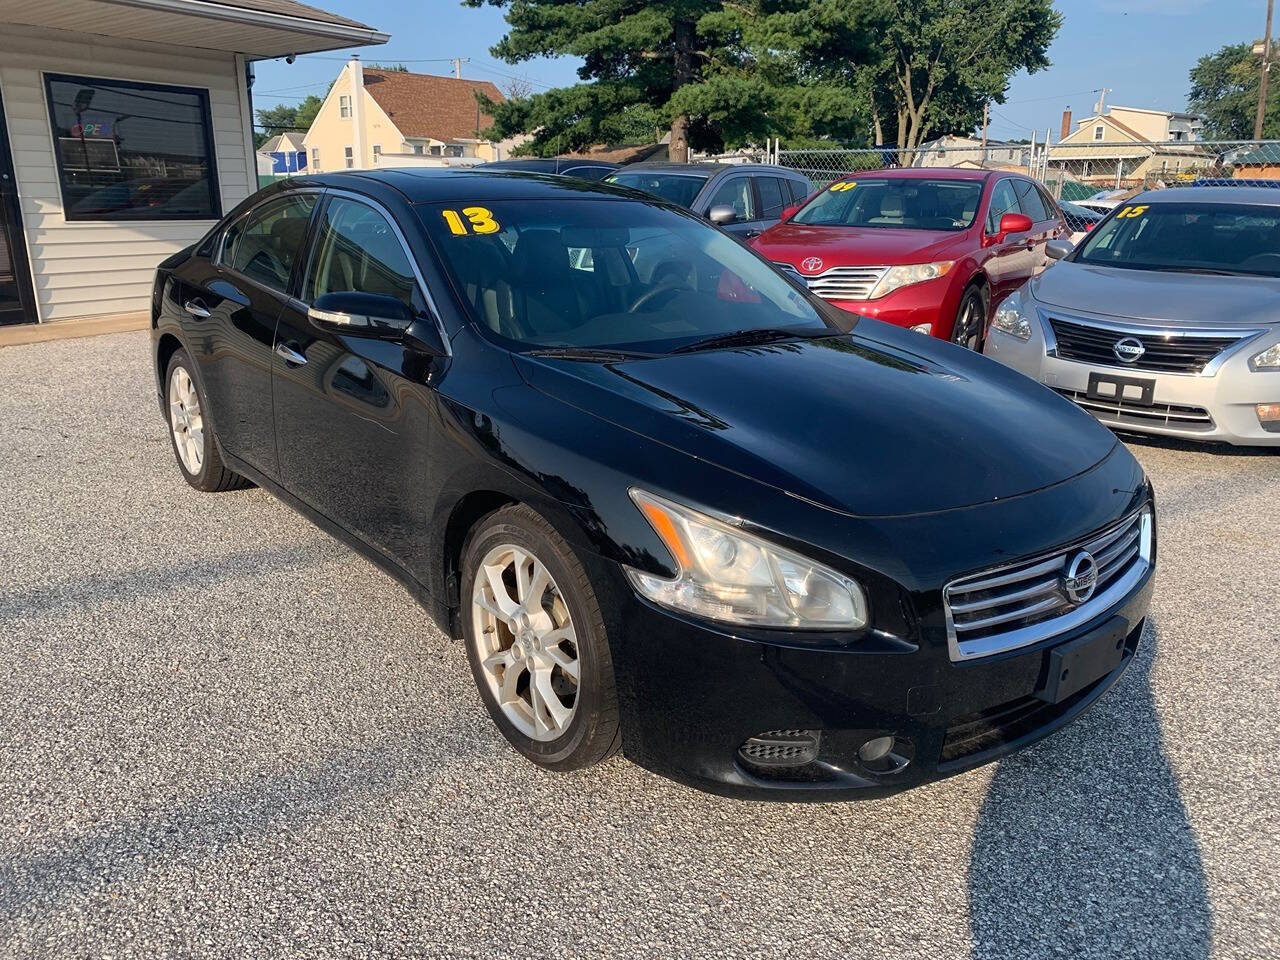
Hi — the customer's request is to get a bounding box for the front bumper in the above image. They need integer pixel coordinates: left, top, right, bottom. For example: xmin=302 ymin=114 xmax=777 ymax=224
xmin=592 ymin=551 xmax=1154 ymax=802
xmin=984 ymin=306 xmax=1280 ymax=446
xmin=814 ymin=277 xmax=961 ymax=338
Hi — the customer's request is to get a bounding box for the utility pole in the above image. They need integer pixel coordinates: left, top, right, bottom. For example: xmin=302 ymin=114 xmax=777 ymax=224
xmin=1256 ymin=0 xmax=1275 ymax=140
xmin=1094 ymin=87 xmax=1109 ymax=116
xmin=981 ymin=101 xmax=989 ymax=164
xmin=451 ymin=57 xmax=470 ymax=79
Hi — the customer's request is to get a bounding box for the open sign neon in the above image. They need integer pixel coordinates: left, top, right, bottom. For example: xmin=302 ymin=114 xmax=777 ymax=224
xmin=70 ymin=122 xmax=113 ymax=138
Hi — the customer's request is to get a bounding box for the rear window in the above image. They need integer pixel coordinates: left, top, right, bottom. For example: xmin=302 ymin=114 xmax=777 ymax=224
xmin=1074 ymin=202 xmax=1280 ymax=276
xmin=605 ymin=171 xmax=709 ymax=208
xmin=793 ymin=178 xmax=985 ymax=231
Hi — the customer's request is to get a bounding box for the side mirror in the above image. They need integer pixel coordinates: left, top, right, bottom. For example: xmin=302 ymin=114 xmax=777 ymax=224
xmin=779 ymin=203 xmax=800 ymax=222
xmin=1046 ymin=238 xmax=1074 ymax=261
xmin=708 ymin=204 xmax=738 ymax=226
xmin=998 ymin=212 xmax=1034 ymax=236
xmin=309 ymin=291 xmax=414 ymax=338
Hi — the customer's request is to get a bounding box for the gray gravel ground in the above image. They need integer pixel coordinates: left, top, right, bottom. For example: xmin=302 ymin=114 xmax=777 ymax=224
xmin=1 ymin=330 xmax=1277 ymax=959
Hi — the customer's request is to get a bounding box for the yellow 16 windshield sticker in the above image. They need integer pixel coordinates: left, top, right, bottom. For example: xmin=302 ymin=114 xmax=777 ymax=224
xmin=829 ymin=181 xmax=857 ymax=192
xmin=1114 ymin=204 xmax=1149 ymax=219
xmin=441 ymin=206 xmax=501 ymax=235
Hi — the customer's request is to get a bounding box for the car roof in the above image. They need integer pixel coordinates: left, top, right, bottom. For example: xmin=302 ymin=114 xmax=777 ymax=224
xmin=478 ymin=158 xmax=619 ymax=171
xmin=834 ymin=167 xmax=994 ymax=182
xmin=1131 ymin=185 xmax=1280 ymax=206
xmin=297 ymin=168 xmax=655 ymax=204
xmin=618 ymin=162 xmax=804 ymax=176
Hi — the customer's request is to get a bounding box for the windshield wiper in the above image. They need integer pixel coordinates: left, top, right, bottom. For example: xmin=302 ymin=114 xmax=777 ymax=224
xmin=670 ymin=328 xmax=826 ymax=354
xmin=526 ymin=346 xmax=659 ymax=362
xmin=1150 ymin=266 xmax=1252 ymax=277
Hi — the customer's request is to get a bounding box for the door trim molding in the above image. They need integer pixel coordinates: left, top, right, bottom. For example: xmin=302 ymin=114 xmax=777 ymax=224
xmin=0 ymin=82 xmax=38 ymax=325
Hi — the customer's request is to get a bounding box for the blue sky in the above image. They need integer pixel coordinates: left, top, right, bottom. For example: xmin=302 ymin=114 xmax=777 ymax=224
xmin=255 ymin=0 xmax=1269 ymax=141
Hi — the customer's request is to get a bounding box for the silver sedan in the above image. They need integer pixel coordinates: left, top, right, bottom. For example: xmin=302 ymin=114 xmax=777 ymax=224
xmin=984 ymin=186 xmax=1280 ymax=447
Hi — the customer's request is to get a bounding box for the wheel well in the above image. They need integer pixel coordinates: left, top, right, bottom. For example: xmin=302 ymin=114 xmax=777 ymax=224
xmin=156 ymin=333 xmax=183 ymax=383
xmin=443 ymin=490 xmax=519 ymax=608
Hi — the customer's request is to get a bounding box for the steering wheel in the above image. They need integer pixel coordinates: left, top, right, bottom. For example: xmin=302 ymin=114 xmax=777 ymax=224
xmin=627 ymin=278 xmax=686 ymax=314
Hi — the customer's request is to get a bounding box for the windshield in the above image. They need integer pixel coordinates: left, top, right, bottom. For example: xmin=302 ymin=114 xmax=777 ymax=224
xmin=792 ymin=178 xmax=985 ymax=231
xmin=604 ymin=171 xmax=709 ymax=207
xmin=1074 ymin=202 xmax=1280 ymax=276
xmin=419 ymin=199 xmax=840 ymax=354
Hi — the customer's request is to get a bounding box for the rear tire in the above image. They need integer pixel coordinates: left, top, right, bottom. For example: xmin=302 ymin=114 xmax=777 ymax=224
xmin=461 ymin=504 xmax=621 ymax=771
xmin=951 ymin=283 xmax=989 ymax=351
xmin=164 ymin=349 xmax=249 ymax=492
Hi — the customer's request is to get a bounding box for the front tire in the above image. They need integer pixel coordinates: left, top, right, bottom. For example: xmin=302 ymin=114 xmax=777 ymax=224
xmin=164 ymin=349 xmax=248 ymax=492
xmin=461 ymin=504 xmax=621 ymax=771
xmin=951 ymin=283 xmax=989 ymax=351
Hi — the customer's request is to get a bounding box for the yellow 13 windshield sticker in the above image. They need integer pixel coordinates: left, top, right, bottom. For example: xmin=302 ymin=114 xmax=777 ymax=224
xmin=829 ymin=181 xmax=857 ymax=192
xmin=441 ymin=206 xmax=501 ymax=235
xmin=1114 ymin=204 xmax=1149 ymax=220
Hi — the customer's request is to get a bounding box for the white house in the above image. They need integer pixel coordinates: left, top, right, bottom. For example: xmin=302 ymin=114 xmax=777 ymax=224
xmin=0 ymin=0 xmax=386 ymax=327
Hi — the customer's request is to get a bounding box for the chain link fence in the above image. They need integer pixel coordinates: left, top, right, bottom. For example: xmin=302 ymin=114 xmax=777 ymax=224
xmin=776 ymin=140 xmax=1280 ymax=203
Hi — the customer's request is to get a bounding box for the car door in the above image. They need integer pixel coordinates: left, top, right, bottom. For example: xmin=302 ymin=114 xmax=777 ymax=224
xmin=170 ymin=190 xmax=318 ymax=477
xmin=272 ymin=192 xmax=446 ymax=572
xmin=983 ymin=177 xmax=1039 ymax=303
xmin=701 ymin=174 xmax=760 ymax=239
xmin=752 ymin=175 xmax=790 ymax=233
xmin=1012 ymin=178 xmax=1058 ymax=275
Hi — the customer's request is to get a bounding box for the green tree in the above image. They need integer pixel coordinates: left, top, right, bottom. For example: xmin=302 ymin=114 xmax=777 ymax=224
xmin=462 ymin=0 xmax=778 ymax=160
xmin=1189 ymin=42 xmax=1278 ymax=139
xmin=255 ymin=93 xmax=325 ymax=142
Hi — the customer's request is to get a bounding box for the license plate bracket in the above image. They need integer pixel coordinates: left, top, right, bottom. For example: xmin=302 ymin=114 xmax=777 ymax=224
xmin=1086 ymin=372 xmax=1156 ymax=406
xmin=1036 ymin=617 xmax=1129 ymax=704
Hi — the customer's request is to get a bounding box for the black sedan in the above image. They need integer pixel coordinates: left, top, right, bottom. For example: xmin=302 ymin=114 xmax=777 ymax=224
xmin=150 ymin=170 xmax=1155 ymax=800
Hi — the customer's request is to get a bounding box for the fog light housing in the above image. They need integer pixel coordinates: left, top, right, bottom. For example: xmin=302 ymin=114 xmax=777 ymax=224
xmin=910 ymin=323 xmax=932 ymax=335
xmin=858 ymin=735 xmax=895 ymax=763
xmin=1258 ymin=403 xmax=1280 ymax=432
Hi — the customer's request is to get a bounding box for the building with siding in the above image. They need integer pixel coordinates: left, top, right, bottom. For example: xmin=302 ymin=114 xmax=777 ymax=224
xmin=0 ymin=0 xmax=386 ymax=326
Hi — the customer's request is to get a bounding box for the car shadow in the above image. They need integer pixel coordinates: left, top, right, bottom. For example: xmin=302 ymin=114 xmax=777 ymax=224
xmin=1119 ymin=431 xmax=1276 ymax=459
xmin=968 ymin=617 xmax=1211 ymax=959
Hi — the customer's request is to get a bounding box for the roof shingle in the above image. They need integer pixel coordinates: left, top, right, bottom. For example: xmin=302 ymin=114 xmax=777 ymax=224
xmin=363 ymin=69 xmax=504 ymax=144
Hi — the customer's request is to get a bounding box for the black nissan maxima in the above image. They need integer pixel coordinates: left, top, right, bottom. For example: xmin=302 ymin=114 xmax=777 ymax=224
xmin=150 ymin=170 xmax=1155 ymax=800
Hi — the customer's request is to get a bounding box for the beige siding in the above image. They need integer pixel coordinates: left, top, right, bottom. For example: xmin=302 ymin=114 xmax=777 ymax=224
xmin=0 ymin=24 xmax=254 ymax=321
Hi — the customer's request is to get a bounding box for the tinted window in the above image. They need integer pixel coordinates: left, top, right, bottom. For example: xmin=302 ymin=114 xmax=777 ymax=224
xmin=421 ymin=198 xmax=836 ymax=354
xmin=756 ymin=177 xmax=786 ymax=219
xmin=706 ymin=177 xmax=756 ymax=219
xmin=604 ymin=171 xmax=708 ymax=207
xmin=45 ymin=74 xmax=219 ymax=222
xmin=305 ymin=197 xmax=417 ymax=307
xmin=565 ymin=165 xmax=614 ymax=181
xmin=224 ymin=194 xmax=316 ymax=292
xmin=1037 ymin=185 xmax=1060 ymax=220
xmin=793 ymin=178 xmax=984 ymax=231
xmin=785 ymin=178 xmax=812 ymax=203
xmin=986 ymin=180 xmax=1020 ymax=232
xmin=1075 ymin=202 xmax=1280 ymax=276
xmin=1013 ymin=180 xmax=1049 ymax=221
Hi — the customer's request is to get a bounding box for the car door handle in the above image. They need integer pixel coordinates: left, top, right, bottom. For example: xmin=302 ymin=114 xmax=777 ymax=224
xmin=183 ymin=299 xmax=211 ymax=318
xmin=274 ymin=341 xmax=308 ymax=366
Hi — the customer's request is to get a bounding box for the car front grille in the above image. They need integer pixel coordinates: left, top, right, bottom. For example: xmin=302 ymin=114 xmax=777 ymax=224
xmin=1053 ymin=387 xmax=1215 ymax=432
xmin=1047 ymin=316 xmax=1243 ymax=374
xmin=943 ymin=507 xmax=1153 ymax=661
xmin=774 ymin=262 xmax=888 ymax=301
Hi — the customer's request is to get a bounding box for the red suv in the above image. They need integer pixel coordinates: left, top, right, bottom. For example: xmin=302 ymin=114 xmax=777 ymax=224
xmin=750 ymin=169 xmax=1067 ymax=349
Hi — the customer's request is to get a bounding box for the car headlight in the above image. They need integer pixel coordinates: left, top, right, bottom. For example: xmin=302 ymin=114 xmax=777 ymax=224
xmin=990 ymin=297 xmax=1032 ymax=341
xmin=1251 ymin=343 xmax=1280 ymax=370
xmin=868 ymin=261 xmax=954 ymax=299
xmin=625 ymin=489 xmax=868 ymax=630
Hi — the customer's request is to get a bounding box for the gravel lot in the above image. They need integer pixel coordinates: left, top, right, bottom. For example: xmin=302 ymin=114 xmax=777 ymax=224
xmin=1 ymin=330 xmax=1277 ymax=960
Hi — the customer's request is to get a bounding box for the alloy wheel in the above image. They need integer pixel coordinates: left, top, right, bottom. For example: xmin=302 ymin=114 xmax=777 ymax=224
xmin=168 ymin=366 xmax=205 ymax=474
xmin=953 ymin=294 xmax=983 ymax=351
xmin=471 ymin=543 xmax=580 ymax=742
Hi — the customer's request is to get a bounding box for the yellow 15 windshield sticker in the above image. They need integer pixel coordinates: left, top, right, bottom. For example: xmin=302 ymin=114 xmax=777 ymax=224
xmin=441 ymin=206 xmax=501 ymax=235
xmin=829 ymin=181 xmax=857 ymax=192
xmin=1114 ymin=205 xmax=1149 ymax=219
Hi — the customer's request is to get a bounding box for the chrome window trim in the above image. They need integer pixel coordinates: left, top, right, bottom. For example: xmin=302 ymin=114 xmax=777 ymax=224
xmin=297 ymin=188 xmax=452 ymax=357
xmin=943 ymin=507 xmax=1153 ymax=662
xmin=1034 ymin=307 xmax=1265 ymax=377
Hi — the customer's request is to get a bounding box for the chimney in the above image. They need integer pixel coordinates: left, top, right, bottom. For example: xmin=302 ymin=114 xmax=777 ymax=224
xmin=1060 ymin=108 xmax=1073 ymax=142
xmin=349 ymin=55 xmax=366 ymax=168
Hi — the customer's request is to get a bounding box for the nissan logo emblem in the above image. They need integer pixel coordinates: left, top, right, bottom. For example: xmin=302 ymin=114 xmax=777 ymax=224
xmin=1113 ymin=337 xmax=1146 ymax=363
xmin=1063 ymin=551 xmax=1099 ymax=604
xmin=801 ymin=257 xmax=824 ymax=273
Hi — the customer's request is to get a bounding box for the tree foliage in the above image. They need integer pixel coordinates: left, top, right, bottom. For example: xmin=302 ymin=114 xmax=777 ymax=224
xmin=463 ymin=0 xmax=1060 ymax=157
xmin=1189 ymin=42 xmax=1278 ymax=140
xmin=255 ymin=93 xmax=325 ymax=140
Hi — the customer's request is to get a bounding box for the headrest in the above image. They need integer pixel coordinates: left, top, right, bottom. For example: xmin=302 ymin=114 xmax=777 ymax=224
xmin=879 ymin=193 xmax=904 ymax=217
xmin=512 ymin=230 xmax=572 ymax=283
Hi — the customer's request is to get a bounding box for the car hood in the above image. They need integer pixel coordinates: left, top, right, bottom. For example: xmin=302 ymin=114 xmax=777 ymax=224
xmin=1032 ymin=261 xmax=1280 ymax=326
xmin=515 ymin=327 xmax=1116 ymax=518
xmin=752 ymin=223 xmax=964 ymax=267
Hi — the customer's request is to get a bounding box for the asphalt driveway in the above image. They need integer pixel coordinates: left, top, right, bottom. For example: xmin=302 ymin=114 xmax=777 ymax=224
xmin=1 ymin=331 xmax=1277 ymax=959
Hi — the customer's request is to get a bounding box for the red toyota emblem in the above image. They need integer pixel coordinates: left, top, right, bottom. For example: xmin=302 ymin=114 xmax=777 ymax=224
xmin=801 ymin=257 xmax=824 ymax=273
